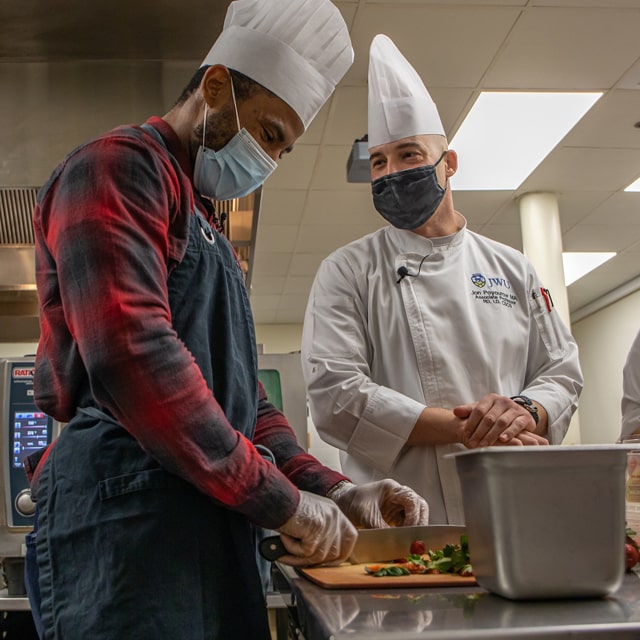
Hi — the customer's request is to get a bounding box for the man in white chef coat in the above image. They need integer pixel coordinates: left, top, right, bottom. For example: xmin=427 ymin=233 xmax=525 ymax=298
xmin=621 ymin=328 xmax=640 ymax=439
xmin=301 ymin=34 xmax=583 ymax=524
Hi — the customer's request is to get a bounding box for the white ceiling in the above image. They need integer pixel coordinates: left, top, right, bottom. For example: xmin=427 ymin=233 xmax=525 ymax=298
xmin=251 ymin=0 xmax=640 ymax=323
xmin=2 ymin=0 xmax=640 ymax=328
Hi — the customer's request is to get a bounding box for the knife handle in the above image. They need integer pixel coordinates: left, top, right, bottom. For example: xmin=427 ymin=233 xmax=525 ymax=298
xmin=259 ymin=535 xmax=288 ymax=562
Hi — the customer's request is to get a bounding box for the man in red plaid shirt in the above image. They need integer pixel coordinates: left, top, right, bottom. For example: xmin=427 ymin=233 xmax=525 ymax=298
xmin=26 ymin=1 xmax=429 ymax=639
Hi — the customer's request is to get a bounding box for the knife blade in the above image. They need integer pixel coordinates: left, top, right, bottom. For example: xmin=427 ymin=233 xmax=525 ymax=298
xmin=258 ymin=525 xmax=466 ymax=564
xmin=349 ymin=525 xmax=466 ymax=563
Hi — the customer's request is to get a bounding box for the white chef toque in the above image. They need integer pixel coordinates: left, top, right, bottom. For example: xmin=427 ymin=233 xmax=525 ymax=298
xmin=368 ymin=34 xmax=445 ymax=149
xmin=201 ymin=0 xmax=354 ymax=130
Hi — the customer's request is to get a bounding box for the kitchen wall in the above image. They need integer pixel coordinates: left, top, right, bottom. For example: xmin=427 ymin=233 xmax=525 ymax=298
xmin=0 ymin=343 xmax=38 ymax=358
xmin=572 ymin=289 xmax=640 ymax=445
xmin=255 ymin=323 xmax=341 ymax=470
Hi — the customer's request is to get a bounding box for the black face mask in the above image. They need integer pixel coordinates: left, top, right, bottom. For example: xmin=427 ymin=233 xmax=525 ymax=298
xmin=371 ymin=151 xmax=447 ymax=230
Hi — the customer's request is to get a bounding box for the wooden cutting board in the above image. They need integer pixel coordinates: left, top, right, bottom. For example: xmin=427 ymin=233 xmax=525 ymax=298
xmin=299 ymin=563 xmax=477 ymax=590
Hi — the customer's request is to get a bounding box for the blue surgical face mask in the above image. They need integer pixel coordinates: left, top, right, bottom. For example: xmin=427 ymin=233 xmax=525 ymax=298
xmin=194 ymin=80 xmax=277 ymax=201
xmin=371 ymin=151 xmax=447 ymax=230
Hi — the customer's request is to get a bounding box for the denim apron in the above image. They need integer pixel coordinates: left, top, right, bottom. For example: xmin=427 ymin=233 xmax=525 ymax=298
xmin=30 ymin=125 xmax=270 ymax=640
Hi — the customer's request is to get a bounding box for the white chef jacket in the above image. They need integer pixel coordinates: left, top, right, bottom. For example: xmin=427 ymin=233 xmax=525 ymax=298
xmin=302 ymin=220 xmax=583 ymax=524
xmin=621 ymin=328 xmax=640 ymax=440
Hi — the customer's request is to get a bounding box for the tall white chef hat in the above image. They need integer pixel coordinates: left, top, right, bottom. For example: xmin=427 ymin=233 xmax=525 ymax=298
xmin=201 ymin=0 xmax=354 ymax=130
xmin=368 ymin=34 xmax=445 ymax=149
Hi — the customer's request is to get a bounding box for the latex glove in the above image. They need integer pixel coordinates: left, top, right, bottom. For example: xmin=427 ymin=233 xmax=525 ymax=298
xmin=275 ymin=490 xmax=357 ymax=567
xmin=329 ymin=479 xmax=429 ymax=529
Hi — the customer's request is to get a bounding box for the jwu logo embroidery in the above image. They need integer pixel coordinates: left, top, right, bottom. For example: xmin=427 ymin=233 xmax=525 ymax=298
xmin=471 ymin=273 xmax=486 ymax=288
xmin=470 ymin=273 xmax=516 ymax=309
xmin=471 ymin=273 xmax=511 ymax=289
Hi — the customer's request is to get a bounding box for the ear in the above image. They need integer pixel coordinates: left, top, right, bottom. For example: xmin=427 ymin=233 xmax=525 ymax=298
xmin=444 ymin=149 xmax=458 ymax=178
xmin=200 ymin=65 xmax=233 ymax=110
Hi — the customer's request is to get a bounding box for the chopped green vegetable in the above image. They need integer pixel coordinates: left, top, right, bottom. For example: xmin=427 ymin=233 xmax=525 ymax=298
xmin=363 ymin=534 xmax=473 ymax=578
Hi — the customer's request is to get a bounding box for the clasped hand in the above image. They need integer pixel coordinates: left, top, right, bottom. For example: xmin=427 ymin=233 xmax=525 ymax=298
xmin=454 ymin=393 xmax=548 ymax=448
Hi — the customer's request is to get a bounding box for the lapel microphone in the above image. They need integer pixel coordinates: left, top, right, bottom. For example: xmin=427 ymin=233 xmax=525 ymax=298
xmin=396 ymin=254 xmax=430 ymax=284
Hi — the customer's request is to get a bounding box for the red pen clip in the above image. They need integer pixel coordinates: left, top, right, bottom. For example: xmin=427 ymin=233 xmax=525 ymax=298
xmin=539 ymin=287 xmax=553 ymax=313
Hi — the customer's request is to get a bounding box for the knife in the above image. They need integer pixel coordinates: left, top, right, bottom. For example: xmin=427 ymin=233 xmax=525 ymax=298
xmin=259 ymin=525 xmax=466 ymax=564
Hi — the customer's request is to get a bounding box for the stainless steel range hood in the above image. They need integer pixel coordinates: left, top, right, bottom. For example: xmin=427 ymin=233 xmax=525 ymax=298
xmin=0 ymin=188 xmax=40 ymax=343
xmin=0 ymin=184 xmax=261 ymax=344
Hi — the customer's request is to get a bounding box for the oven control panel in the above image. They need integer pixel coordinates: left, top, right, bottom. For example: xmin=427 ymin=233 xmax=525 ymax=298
xmin=1 ymin=358 xmax=57 ymax=530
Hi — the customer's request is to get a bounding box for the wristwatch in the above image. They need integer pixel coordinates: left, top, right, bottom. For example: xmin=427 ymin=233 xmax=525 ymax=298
xmin=510 ymin=395 xmax=539 ymax=425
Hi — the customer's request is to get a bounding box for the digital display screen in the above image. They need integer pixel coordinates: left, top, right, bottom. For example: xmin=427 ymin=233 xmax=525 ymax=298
xmin=258 ymin=369 xmax=283 ymax=412
xmin=12 ymin=411 xmax=49 ymax=469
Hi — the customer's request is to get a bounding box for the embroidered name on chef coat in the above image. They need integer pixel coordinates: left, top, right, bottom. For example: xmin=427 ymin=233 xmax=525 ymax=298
xmin=470 ymin=272 xmax=517 ymax=309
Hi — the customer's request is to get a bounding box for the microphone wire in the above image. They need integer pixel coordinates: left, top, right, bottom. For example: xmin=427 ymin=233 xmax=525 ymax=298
xmin=396 ymin=253 xmax=429 ymax=284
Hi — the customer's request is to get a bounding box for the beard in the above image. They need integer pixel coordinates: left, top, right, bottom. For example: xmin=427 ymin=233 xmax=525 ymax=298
xmin=194 ymin=100 xmax=238 ymax=152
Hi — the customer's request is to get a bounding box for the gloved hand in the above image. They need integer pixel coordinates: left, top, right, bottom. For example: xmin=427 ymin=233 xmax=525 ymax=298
xmin=329 ymin=479 xmax=429 ymax=529
xmin=275 ymin=490 xmax=357 ymax=567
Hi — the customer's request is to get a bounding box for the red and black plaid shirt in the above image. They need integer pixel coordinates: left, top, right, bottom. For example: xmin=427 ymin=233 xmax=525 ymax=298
xmin=32 ymin=116 xmax=346 ymax=530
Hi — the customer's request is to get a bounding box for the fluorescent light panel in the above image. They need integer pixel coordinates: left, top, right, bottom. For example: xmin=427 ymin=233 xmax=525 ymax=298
xmin=562 ymin=251 xmax=616 ymax=287
xmin=450 ymin=92 xmax=602 ymax=191
xmin=625 ymin=177 xmax=640 ymax=192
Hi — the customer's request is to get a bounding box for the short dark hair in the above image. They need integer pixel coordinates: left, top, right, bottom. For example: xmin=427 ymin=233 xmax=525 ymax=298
xmin=174 ymin=66 xmax=276 ymax=107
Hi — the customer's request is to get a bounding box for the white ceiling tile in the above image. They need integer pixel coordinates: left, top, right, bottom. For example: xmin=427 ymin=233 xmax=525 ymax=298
xmin=266 ymin=145 xmax=319 ymax=190
xmin=476 ymin=224 xmax=524 ymax=251
xmin=278 ymin=293 xmax=309 ymax=311
xmin=484 ymin=7 xmax=640 ymax=89
xmin=259 ymin=189 xmax=308 ymax=226
xmin=617 ymin=58 xmax=640 ymax=90
xmin=255 ymin=225 xmax=299 ymax=252
xmin=249 ymin=294 xmax=282 ymax=312
xmin=486 ymin=191 xmax=611 ymax=229
xmin=522 ymin=147 xmax=640 ymax=193
xmin=251 ymin=252 xmax=292 ymax=277
xmin=249 ymin=275 xmax=286 ymax=296
xmin=274 ymin=309 xmax=304 ymax=324
xmin=289 ymin=253 xmax=329 ymax=277
xmin=365 ymin=0 xmax=527 ymax=3
xmin=253 ymin=310 xmax=278 ymax=324
xmin=430 ymin=88 xmax=478 ymax=139
xmin=533 ymin=0 xmax=640 ymax=7
xmin=577 ymin=192 xmax=640 ymax=227
xmin=295 ymin=223 xmax=382 ymax=254
xmin=323 ymin=86 xmax=368 ymax=145
xmin=297 ymin=100 xmax=330 ymax=146
xmin=346 ymin=5 xmax=522 ymax=87
xmin=335 ymin=2 xmax=358 ymax=22
xmin=562 ymin=223 xmax=640 ymax=252
xmin=310 ymin=145 xmax=367 ymax=190
xmin=283 ymin=276 xmax=316 ymax=295
xmin=302 ymin=188 xmax=378 ymax=226
xmin=562 ymin=90 xmax=640 ymax=149
xmin=555 ymin=192 xmax=613 ymax=229
xmin=452 ymin=191 xmax=516 ymax=226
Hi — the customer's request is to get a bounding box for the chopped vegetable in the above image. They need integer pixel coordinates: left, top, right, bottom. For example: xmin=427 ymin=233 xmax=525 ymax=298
xmin=410 ymin=539 xmax=427 ymax=555
xmin=364 ymin=563 xmax=411 ymax=577
xmin=626 ymin=527 xmax=640 ymax=571
xmin=364 ymin=534 xmax=473 ymax=578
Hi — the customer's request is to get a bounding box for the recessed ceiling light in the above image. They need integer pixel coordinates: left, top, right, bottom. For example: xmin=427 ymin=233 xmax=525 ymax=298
xmin=625 ymin=176 xmax=640 ymax=192
xmin=562 ymin=251 xmax=616 ymax=287
xmin=449 ymin=92 xmax=603 ymax=191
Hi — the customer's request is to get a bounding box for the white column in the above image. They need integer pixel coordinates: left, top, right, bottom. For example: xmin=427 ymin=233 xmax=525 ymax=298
xmin=518 ymin=192 xmax=581 ymax=444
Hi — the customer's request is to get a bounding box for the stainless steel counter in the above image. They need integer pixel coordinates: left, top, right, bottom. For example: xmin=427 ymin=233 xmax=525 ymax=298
xmin=276 ymin=565 xmax=640 ymax=640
